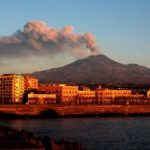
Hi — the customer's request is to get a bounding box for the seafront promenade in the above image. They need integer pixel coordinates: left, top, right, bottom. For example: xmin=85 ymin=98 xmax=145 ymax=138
xmin=0 ymin=104 xmax=150 ymax=117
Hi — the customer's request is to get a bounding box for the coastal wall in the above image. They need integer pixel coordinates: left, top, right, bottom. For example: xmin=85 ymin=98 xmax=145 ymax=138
xmin=0 ymin=104 xmax=150 ymax=117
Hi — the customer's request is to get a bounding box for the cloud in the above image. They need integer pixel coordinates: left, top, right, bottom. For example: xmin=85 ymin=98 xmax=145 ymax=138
xmin=0 ymin=21 xmax=99 ymax=59
xmin=0 ymin=21 xmax=100 ymax=73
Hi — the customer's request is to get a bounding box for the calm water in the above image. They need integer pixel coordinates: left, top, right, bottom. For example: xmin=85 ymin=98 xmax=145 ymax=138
xmin=0 ymin=117 xmax=150 ymax=150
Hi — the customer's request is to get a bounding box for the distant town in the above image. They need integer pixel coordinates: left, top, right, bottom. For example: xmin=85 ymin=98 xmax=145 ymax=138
xmin=0 ymin=74 xmax=150 ymax=105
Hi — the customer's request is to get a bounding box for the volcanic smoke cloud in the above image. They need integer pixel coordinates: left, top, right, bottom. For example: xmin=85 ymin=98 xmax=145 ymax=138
xmin=0 ymin=21 xmax=99 ymax=59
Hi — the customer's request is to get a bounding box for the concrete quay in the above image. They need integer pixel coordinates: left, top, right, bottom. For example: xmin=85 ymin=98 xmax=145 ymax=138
xmin=0 ymin=104 xmax=150 ymax=117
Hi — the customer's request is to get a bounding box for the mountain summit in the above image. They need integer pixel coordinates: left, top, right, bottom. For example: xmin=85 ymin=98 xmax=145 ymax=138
xmin=32 ymin=54 xmax=150 ymax=84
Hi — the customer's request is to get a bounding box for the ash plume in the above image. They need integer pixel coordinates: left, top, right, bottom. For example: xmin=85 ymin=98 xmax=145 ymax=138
xmin=0 ymin=21 xmax=99 ymax=58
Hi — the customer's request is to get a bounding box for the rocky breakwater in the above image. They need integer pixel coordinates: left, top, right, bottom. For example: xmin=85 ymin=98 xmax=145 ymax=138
xmin=0 ymin=125 xmax=85 ymax=150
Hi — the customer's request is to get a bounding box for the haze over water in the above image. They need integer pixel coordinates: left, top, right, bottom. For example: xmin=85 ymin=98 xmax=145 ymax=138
xmin=1 ymin=117 xmax=150 ymax=150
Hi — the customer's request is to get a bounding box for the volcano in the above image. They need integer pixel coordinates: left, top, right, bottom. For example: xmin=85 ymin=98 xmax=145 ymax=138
xmin=32 ymin=54 xmax=150 ymax=85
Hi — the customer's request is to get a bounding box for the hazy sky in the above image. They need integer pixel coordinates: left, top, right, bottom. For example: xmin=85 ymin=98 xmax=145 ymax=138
xmin=0 ymin=0 xmax=149 ymax=74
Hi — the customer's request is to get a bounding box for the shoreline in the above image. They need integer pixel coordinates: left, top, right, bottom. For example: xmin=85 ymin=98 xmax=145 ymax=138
xmin=0 ymin=104 xmax=150 ymax=118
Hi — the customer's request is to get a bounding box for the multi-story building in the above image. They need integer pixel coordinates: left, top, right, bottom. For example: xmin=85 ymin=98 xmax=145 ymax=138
xmin=147 ymin=90 xmax=150 ymax=98
xmin=39 ymin=84 xmax=79 ymax=103
xmin=24 ymin=75 xmax=38 ymax=90
xmin=78 ymin=89 xmax=95 ymax=104
xmin=96 ymin=89 xmax=132 ymax=103
xmin=0 ymin=74 xmax=24 ymax=104
xmin=27 ymin=92 xmax=56 ymax=104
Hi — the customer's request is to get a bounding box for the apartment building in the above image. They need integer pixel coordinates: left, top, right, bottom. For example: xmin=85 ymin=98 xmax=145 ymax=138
xmin=0 ymin=74 xmax=24 ymax=104
xmin=78 ymin=89 xmax=95 ymax=104
xmin=27 ymin=92 xmax=56 ymax=104
xmin=147 ymin=90 xmax=150 ymax=98
xmin=96 ymin=89 xmax=132 ymax=102
xmin=24 ymin=75 xmax=38 ymax=90
xmin=39 ymin=84 xmax=79 ymax=103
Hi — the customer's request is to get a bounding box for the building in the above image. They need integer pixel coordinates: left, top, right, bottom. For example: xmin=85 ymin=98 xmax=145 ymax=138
xmin=0 ymin=74 xmax=24 ymax=104
xmin=78 ymin=89 xmax=95 ymax=104
xmin=39 ymin=84 xmax=79 ymax=103
xmin=96 ymin=89 xmax=132 ymax=103
xmin=24 ymin=75 xmax=38 ymax=90
xmin=147 ymin=90 xmax=150 ymax=98
xmin=27 ymin=92 xmax=56 ymax=104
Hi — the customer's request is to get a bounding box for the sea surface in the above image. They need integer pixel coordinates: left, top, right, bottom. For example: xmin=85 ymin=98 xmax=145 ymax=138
xmin=0 ymin=117 xmax=150 ymax=150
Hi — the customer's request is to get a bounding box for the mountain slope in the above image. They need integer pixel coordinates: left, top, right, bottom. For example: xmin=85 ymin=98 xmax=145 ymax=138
xmin=32 ymin=54 xmax=150 ymax=84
